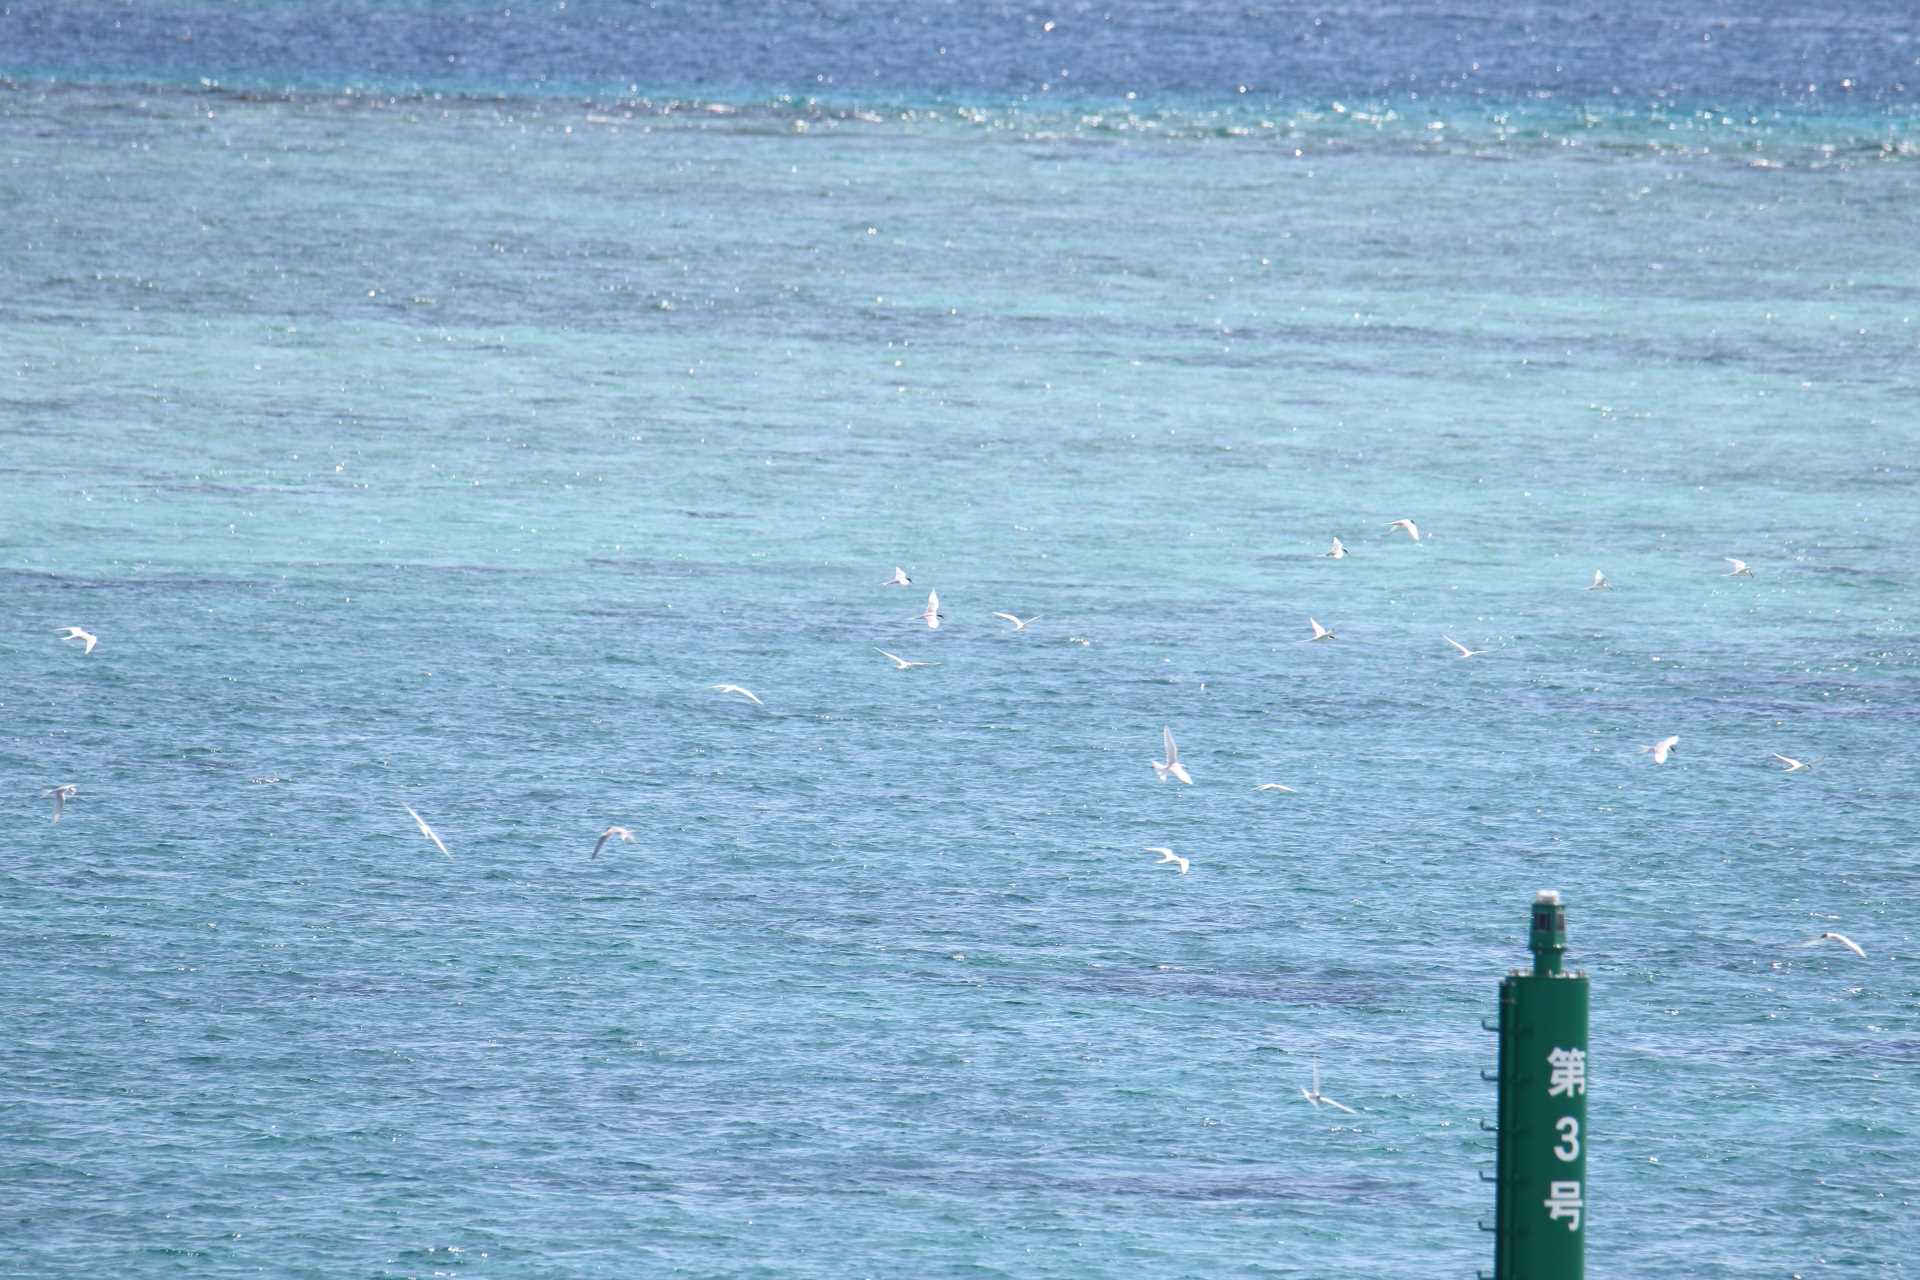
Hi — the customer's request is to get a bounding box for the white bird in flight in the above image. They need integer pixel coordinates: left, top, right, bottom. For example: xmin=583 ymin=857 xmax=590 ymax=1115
xmin=1255 ymin=783 xmax=1296 ymax=793
xmin=712 ymin=683 xmax=765 ymax=706
xmin=1804 ymin=931 xmax=1867 ymax=959
xmin=58 ymin=626 xmax=98 ymax=655
xmin=44 ymin=783 xmax=78 ymax=823
xmin=916 ymin=590 xmax=943 ymax=629
xmin=1325 ymin=537 xmax=1348 ymax=559
xmin=1588 ymin=570 xmax=1610 ymax=591
xmin=1640 ymin=735 xmax=1680 ymax=765
xmin=1308 ymin=617 xmax=1336 ymax=642
xmin=1386 ymin=518 xmax=1420 ymax=542
xmin=992 ymin=612 xmax=1040 ymax=631
xmin=1301 ymin=1062 xmax=1357 ymax=1114
xmin=1725 ymin=558 xmax=1753 ymax=577
xmin=883 ymin=566 xmax=911 ymax=587
xmin=1151 ymin=726 xmax=1193 ymax=785
xmin=403 ymin=804 xmax=452 ymax=858
xmin=1144 ymin=846 xmax=1189 ymax=874
xmin=592 ymin=825 xmax=635 ymax=859
xmin=876 ymin=649 xmax=937 ymax=670
xmin=1443 ymin=635 xmax=1486 ymax=660
xmin=1771 ymin=753 xmax=1817 ymax=772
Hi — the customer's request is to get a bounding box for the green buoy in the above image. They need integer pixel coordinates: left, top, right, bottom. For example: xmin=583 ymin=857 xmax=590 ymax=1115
xmin=1486 ymin=890 xmax=1589 ymax=1279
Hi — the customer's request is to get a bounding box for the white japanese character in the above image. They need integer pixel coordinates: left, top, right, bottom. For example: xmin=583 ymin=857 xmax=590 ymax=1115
xmin=1547 ymin=1046 xmax=1587 ymax=1098
xmin=1543 ymin=1180 xmax=1584 ymax=1231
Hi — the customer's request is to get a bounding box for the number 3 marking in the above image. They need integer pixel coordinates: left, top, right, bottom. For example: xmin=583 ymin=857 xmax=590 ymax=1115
xmin=1554 ymin=1116 xmax=1580 ymax=1161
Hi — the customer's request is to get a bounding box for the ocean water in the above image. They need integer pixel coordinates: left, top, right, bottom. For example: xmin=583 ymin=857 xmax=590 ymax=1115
xmin=2 ymin=4 xmax=1917 ymax=1276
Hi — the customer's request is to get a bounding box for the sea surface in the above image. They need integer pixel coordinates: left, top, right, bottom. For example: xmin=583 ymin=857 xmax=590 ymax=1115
xmin=2 ymin=3 xmax=1917 ymax=1276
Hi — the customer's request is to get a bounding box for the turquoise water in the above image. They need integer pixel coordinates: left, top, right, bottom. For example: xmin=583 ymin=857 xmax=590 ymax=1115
xmin=4 ymin=6 xmax=1918 ymax=1276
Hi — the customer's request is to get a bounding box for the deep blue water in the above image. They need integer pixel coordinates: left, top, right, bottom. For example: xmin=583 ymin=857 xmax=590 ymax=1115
xmin=2 ymin=4 xmax=1917 ymax=1277
xmin=8 ymin=0 xmax=1920 ymax=107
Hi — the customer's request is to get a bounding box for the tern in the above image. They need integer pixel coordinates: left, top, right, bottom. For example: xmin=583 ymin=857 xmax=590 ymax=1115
xmin=883 ymin=566 xmax=911 ymax=587
xmin=992 ymin=612 xmax=1040 ymax=631
xmin=1301 ymin=1062 xmax=1357 ymax=1114
xmin=876 ymin=649 xmax=937 ymax=670
xmin=44 ymin=783 xmax=77 ymax=823
xmin=58 ymin=626 xmax=98 ymax=655
xmin=1804 ymin=931 xmax=1867 ymax=959
xmin=1771 ymin=753 xmax=1817 ymax=772
xmin=1640 ymin=735 xmax=1679 ymax=765
xmin=1145 ymin=846 xmax=1190 ymax=874
xmin=1325 ymin=537 xmax=1348 ymax=559
xmin=1725 ymin=558 xmax=1753 ymax=577
xmin=403 ymin=804 xmax=452 ymax=858
xmin=1308 ymin=617 xmax=1336 ymax=642
xmin=1255 ymin=783 xmax=1296 ymax=793
xmin=1443 ymin=635 xmax=1486 ymax=660
xmin=915 ymin=590 xmax=944 ymax=630
xmin=592 ymin=825 xmax=635 ymax=859
xmin=1151 ymin=726 xmax=1193 ymax=785
xmin=712 ymin=684 xmax=765 ymax=706
xmin=1386 ymin=518 xmax=1420 ymax=542
xmin=1587 ymin=570 xmax=1610 ymax=591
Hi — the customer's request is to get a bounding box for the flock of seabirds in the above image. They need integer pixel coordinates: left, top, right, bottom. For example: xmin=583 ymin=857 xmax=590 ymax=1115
xmin=40 ymin=518 xmax=1873 ymax=1116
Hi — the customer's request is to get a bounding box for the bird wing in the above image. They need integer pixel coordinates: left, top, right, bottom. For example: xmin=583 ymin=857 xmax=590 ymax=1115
xmin=50 ymin=789 xmax=65 ymax=822
xmin=1828 ymin=932 xmax=1867 ymax=958
xmin=1169 ymin=763 xmax=1193 ymax=785
xmin=404 ymin=805 xmax=451 ymax=857
xmin=1174 ymin=857 xmax=1189 ymax=873
xmin=1301 ymin=1088 xmax=1320 ymax=1107
xmin=82 ymin=634 xmax=97 ymax=653
xmin=877 ymin=649 xmax=906 ymax=667
xmin=592 ymin=829 xmax=612 ymax=859
xmin=993 ymin=612 xmax=1018 ymax=626
xmin=1771 ymin=754 xmax=1801 ymax=769
xmin=1309 ymin=618 xmax=1326 ymax=638
xmin=1660 ymin=736 xmax=1680 ymax=752
xmin=1322 ymin=1096 xmax=1357 ymax=1115
xmin=1145 ymin=847 xmax=1174 ymax=857
xmin=1445 ymin=635 xmax=1469 ymax=656
xmin=1162 ymin=726 xmax=1179 ymax=766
